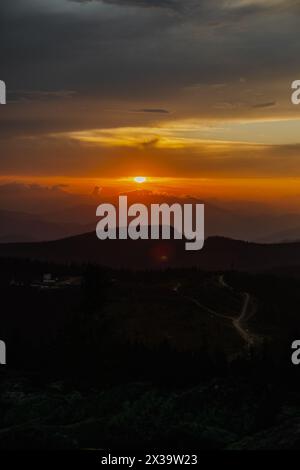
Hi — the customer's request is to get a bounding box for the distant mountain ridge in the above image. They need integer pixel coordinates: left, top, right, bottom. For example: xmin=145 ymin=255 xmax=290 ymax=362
xmin=2 ymin=192 xmax=300 ymax=244
xmin=0 ymin=209 xmax=94 ymax=243
xmin=1 ymin=230 xmax=300 ymax=271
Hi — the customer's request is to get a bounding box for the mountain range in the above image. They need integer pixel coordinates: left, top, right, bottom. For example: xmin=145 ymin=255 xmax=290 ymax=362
xmin=1 ymin=230 xmax=300 ymax=271
xmin=2 ymin=195 xmax=300 ymax=244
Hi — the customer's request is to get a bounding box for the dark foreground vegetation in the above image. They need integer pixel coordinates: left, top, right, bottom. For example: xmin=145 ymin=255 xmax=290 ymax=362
xmin=0 ymin=258 xmax=300 ymax=449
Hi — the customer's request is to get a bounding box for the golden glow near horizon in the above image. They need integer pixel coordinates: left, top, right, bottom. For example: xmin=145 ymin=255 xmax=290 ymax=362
xmin=4 ymin=175 xmax=300 ymax=211
xmin=61 ymin=118 xmax=300 ymax=149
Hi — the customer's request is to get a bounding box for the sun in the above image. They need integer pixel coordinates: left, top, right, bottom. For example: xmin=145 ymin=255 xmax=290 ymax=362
xmin=134 ymin=176 xmax=147 ymax=184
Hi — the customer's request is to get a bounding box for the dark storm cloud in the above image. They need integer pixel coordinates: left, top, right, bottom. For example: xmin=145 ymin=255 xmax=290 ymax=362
xmin=2 ymin=0 xmax=300 ymax=95
xmin=1 ymin=0 xmax=300 ymax=140
xmin=1 ymin=0 xmax=181 ymax=95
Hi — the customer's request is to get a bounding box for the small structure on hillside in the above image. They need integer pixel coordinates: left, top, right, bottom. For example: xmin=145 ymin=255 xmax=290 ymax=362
xmin=31 ymin=274 xmax=82 ymax=290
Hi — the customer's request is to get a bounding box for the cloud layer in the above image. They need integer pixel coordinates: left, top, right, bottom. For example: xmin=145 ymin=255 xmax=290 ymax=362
xmin=1 ymin=0 xmax=300 ymax=180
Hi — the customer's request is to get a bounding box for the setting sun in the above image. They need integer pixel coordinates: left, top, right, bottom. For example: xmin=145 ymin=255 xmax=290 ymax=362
xmin=134 ymin=176 xmax=147 ymax=184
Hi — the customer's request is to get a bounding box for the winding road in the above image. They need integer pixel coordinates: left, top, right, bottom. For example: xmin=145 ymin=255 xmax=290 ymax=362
xmin=219 ymin=275 xmax=257 ymax=345
xmin=173 ymin=275 xmax=257 ymax=347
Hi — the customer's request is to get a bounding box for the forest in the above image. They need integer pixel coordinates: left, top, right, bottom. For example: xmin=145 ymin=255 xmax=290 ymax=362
xmin=0 ymin=257 xmax=299 ymax=449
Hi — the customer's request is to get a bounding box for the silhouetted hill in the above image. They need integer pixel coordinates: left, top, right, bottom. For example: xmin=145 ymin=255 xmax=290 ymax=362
xmin=0 ymin=209 xmax=94 ymax=242
xmin=256 ymin=225 xmax=300 ymax=244
xmin=1 ymin=231 xmax=300 ymax=270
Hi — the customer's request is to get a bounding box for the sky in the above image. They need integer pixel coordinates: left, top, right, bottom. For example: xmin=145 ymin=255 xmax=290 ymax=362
xmin=1 ymin=0 xmax=300 ymax=207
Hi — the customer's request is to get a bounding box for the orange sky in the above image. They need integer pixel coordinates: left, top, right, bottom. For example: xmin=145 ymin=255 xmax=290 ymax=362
xmin=2 ymin=0 xmax=300 ymax=213
xmin=2 ymin=174 xmax=300 ymax=212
